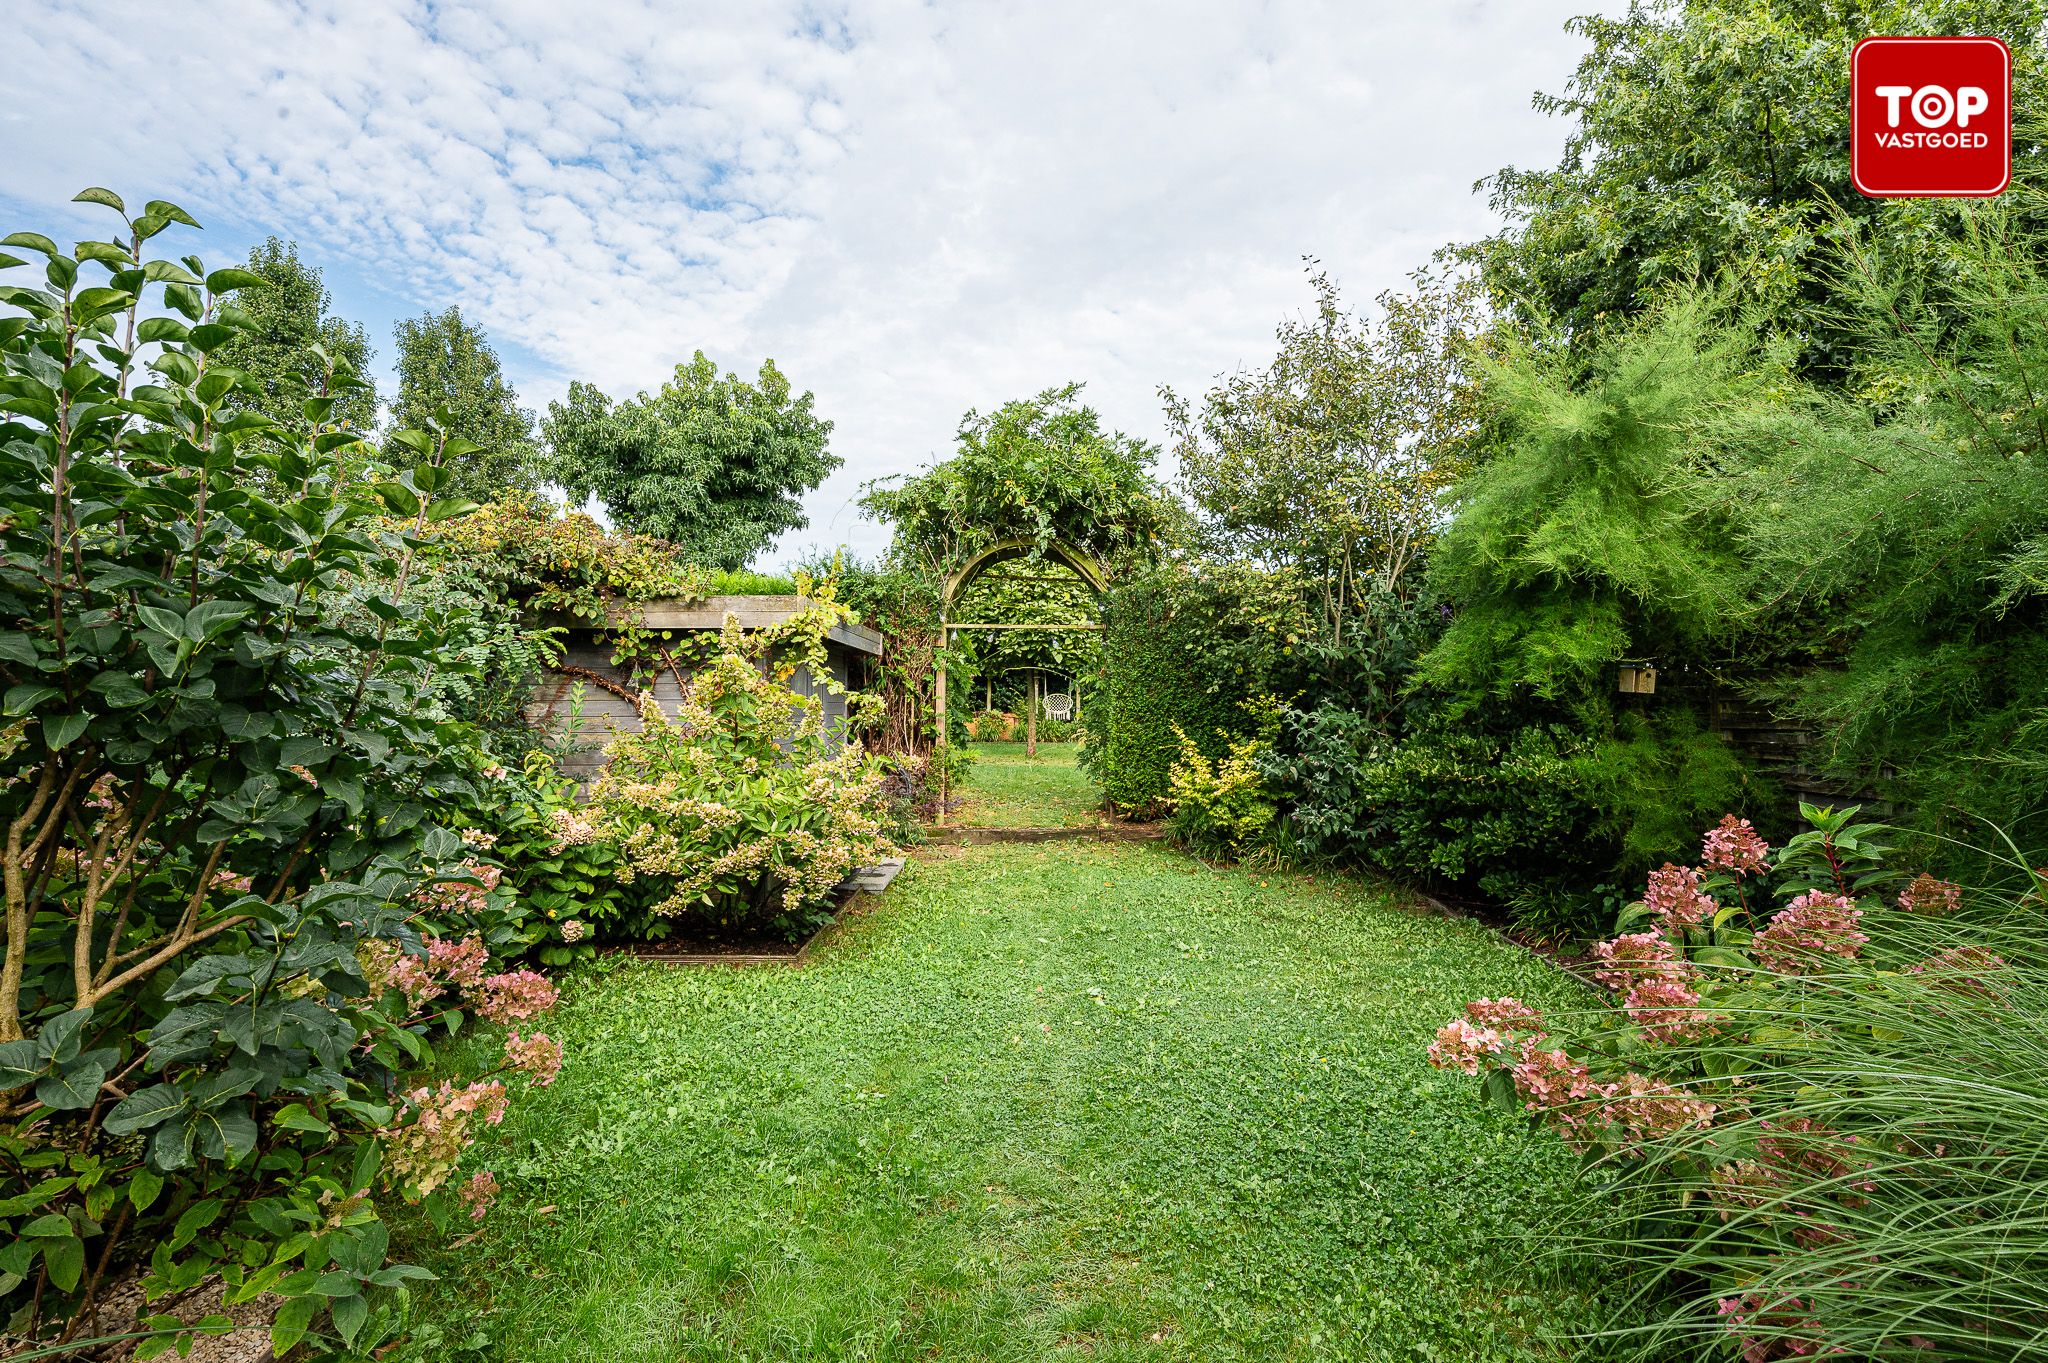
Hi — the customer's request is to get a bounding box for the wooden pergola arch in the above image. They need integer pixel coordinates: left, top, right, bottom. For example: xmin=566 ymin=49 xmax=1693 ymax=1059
xmin=934 ymin=538 xmax=1107 ymax=823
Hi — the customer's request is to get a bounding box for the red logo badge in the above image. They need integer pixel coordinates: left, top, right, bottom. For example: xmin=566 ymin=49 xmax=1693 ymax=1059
xmin=1853 ymin=37 xmax=2011 ymax=197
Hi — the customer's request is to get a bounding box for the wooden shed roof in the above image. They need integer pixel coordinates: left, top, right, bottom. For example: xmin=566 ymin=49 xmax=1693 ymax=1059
xmin=574 ymin=595 xmax=882 ymax=656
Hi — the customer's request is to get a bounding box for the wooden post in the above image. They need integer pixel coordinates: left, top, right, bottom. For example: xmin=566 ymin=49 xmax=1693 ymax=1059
xmin=934 ymin=618 xmax=948 ymax=825
xmin=1026 ymin=669 xmax=1038 ymax=757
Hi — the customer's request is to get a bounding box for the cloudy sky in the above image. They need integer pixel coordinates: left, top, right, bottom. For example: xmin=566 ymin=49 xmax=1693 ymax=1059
xmin=3 ymin=0 xmax=1601 ymax=566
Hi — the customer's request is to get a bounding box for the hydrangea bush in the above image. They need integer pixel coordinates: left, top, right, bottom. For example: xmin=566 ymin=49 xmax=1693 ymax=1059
xmin=1430 ymin=804 xmax=2043 ymax=1359
xmin=550 ymin=612 xmax=897 ymax=941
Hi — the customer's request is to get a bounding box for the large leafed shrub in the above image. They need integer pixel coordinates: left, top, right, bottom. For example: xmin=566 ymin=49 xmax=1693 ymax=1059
xmin=0 ymin=193 xmax=558 ymax=1356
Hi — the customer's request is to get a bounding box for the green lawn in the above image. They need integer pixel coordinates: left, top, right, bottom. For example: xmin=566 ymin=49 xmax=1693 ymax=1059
xmin=394 ymin=840 xmax=1613 ymax=1361
xmin=955 ymin=741 xmax=1103 ymax=827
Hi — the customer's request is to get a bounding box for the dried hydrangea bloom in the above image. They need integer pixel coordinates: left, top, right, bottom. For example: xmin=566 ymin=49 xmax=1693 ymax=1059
xmin=459 ymin=1169 xmax=499 ymax=1220
xmin=472 ymin=969 xmax=559 ymax=1024
xmin=504 ymin=1030 xmax=564 ymax=1087
xmin=1427 ymin=1018 xmax=1507 ymax=1075
xmin=1708 ymin=1159 xmax=1781 ymax=1221
xmin=382 ymin=1080 xmax=509 ymax=1195
xmin=1907 ymin=944 xmax=2006 ymax=997
xmin=1701 ymin=814 xmax=1770 ymax=876
xmin=1896 ymin=872 xmax=1962 ymax=916
xmin=1645 ymin=863 xmax=1716 ymax=932
xmin=1715 ymin=1293 xmax=1834 ymax=1363
xmin=1623 ymin=974 xmax=1715 ymax=1043
xmin=559 ymin=918 xmax=588 ymax=943
xmin=1757 ymin=1116 xmax=1861 ymax=1186
xmin=1604 ymin=1072 xmax=1717 ymax=1149
xmin=1752 ymin=891 xmax=1867 ymax=973
xmin=1590 ymin=931 xmax=1683 ymax=992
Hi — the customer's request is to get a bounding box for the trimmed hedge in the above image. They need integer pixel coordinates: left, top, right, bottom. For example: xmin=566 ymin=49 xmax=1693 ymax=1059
xmin=1095 ymin=566 xmax=1303 ymax=815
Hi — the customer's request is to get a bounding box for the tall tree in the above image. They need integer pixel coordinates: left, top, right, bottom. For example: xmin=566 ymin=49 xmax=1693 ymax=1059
xmin=391 ymin=306 xmax=541 ymax=496
xmin=861 ymin=382 xmax=1175 ymax=574
xmin=1477 ymin=0 xmax=2048 ymax=379
xmin=211 ymin=237 xmax=378 ymax=432
xmin=544 ymin=351 xmax=839 ymax=571
xmin=1165 ymin=265 xmax=1487 ymax=634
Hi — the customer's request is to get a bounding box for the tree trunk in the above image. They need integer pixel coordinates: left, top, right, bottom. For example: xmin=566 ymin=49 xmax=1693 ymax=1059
xmin=1026 ymin=670 xmax=1038 ymax=757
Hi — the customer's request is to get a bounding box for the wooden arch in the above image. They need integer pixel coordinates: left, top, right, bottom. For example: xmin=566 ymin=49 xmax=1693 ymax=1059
xmin=941 ymin=538 xmax=1108 ymax=605
xmin=933 ymin=538 xmax=1108 ymax=823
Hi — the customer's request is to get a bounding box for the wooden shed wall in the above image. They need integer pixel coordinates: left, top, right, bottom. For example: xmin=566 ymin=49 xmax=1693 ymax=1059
xmin=527 ymin=637 xmax=865 ymax=784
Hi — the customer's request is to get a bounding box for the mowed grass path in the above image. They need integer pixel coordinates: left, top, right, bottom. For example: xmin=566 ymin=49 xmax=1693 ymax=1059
xmin=954 ymin=741 xmax=1104 ymax=827
xmin=398 ymin=836 xmax=1610 ymax=1361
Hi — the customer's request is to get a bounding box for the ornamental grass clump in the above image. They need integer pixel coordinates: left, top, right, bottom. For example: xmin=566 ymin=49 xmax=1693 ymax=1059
xmin=552 ymin=614 xmax=896 ymax=940
xmin=1430 ymin=803 xmax=2048 ymax=1360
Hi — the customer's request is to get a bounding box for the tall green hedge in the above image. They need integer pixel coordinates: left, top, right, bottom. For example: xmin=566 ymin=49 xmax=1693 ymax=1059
xmin=1095 ymin=565 xmax=1304 ymax=815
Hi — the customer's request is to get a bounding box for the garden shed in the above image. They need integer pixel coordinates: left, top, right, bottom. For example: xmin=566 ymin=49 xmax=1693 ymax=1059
xmin=527 ymin=596 xmax=882 ymax=782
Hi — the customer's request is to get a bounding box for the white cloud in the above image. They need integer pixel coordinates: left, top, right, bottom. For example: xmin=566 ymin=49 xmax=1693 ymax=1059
xmin=2 ymin=0 xmax=1600 ymax=564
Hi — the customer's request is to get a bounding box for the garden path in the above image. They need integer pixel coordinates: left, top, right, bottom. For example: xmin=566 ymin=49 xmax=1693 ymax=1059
xmin=953 ymin=741 xmax=1106 ymax=829
xmin=397 ymin=760 xmax=1608 ymax=1362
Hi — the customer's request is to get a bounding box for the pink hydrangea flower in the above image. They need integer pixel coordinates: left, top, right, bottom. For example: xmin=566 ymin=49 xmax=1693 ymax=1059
xmin=458 ymin=1169 xmax=499 ymax=1220
xmin=504 ymin=1030 xmax=565 ymax=1087
xmin=1590 ymin=931 xmax=1683 ymax=992
xmin=472 ymin=969 xmax=559 ymax=1024
xmin=1752 ymin=891 xmax=1866 ymax=973
xmin=359 ymin=939 xmax=442 ymax=1004
xmin=1702 ymin=815 xmax=1771 ymax=876
xmin=1896 ymin=873 xmax=1961 ymax=915
xmin=416 ymin=859 xmax=505 ymax=915
xmin=427 ymin=933 xmax=490 ymax=987
xmin=1645 ymin=863 xmax=1716 ymax=932
xmin=1511 ymin=1046 xmax=1596 ymax=1119
xmin=1623 ymin=974 xmax=1715 ymax=1043
xmin=1427 ymin=1018 xmax=1507 ymax=1075
xmin=1465 ymin=997 xmax=1545 ymax=1033
xmin=382 ymin=1080 xmax=509 ymax=1195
